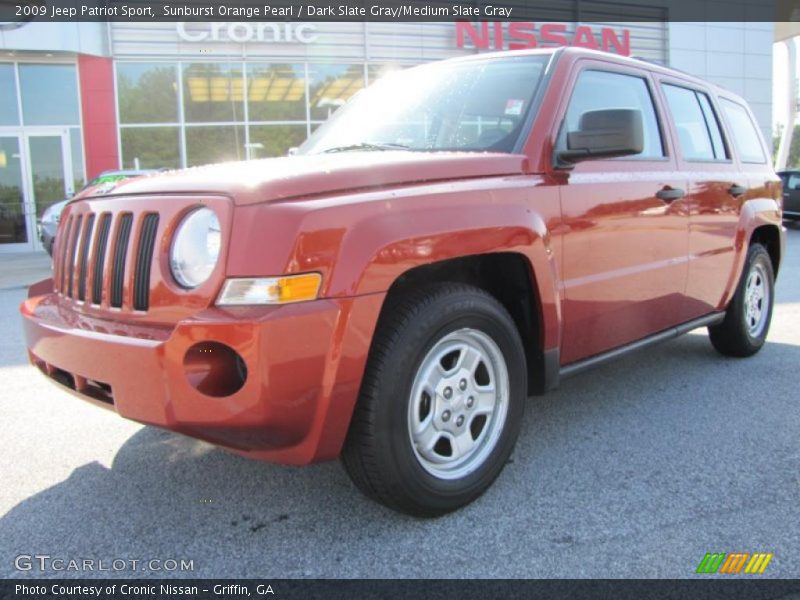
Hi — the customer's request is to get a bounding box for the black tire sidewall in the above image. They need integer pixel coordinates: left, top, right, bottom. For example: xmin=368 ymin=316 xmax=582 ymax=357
xmin=736 ymin=247 xmax=774 ymax=349
xmin=710 ymin=244 xmax=775 ymax=357
xmin=376 ymin=291 xmax=526 ymax=513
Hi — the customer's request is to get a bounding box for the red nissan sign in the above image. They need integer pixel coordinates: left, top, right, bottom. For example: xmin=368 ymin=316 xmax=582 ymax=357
xmin=456 ymin=22 xmax=631 ymax=55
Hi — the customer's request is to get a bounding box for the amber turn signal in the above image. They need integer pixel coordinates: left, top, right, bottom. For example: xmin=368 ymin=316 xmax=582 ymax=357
xmin=216 ymin=273 xmax=322 ymax=305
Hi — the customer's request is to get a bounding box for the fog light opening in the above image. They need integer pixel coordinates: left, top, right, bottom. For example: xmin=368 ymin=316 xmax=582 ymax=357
xmin=51 ymin=368 xmax=75 ymax=390
xmin=184 ymin=342 xmax=247 ymax=398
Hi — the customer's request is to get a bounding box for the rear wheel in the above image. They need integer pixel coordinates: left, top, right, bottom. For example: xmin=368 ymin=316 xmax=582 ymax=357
xmin=709 ymin=243 xmax=774 ymax=357
xmin=341 ymin=283 xmax=527 ymax=517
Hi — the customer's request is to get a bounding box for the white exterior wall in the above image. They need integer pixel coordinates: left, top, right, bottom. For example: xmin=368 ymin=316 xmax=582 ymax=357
xmin=109 ymin=21 xmax=667 ymax=64
xmin=0 ymin=22 xmax=108 ymax=56
xmin=669 ymin=21 xmax=774 ymax=145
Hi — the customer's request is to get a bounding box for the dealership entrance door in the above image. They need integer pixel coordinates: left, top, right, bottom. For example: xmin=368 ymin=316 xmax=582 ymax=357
xmin=0 ymin=129 xmax=75 ymax=253
xmin=0 ymin=135 xmax=28 ymax=250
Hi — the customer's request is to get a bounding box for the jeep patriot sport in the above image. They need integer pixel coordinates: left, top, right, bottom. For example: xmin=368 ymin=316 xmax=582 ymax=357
xmin=21 ymin=48 xmax=784 ymax=516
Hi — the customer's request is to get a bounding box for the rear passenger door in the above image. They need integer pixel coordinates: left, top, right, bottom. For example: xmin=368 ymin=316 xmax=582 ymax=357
xmin=555 ymin=63 xmax=689 ymax=365
xmin=656 ymin=80 xmax=742 ymax=320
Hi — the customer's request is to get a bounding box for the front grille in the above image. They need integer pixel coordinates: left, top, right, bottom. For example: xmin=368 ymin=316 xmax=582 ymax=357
xmin=92 ymin=214 xmax=112 ymax=305
xmin=66 ymin=214 xmax=82 ymax=298
xmin=55 ymin=210 xmax=160 ymax=312
xmin=77 ymin=214 xmax=95 ymax=302
xmin=59 ymin=216 xmax=74 ymax=293
xmin=110 ymin=214 xmax=133 ymax=308
xmin=134 ymin=214 xmax=160 ymax=311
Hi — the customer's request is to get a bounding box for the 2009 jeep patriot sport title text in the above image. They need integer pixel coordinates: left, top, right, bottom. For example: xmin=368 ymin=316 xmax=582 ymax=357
xmin=21 ymin=48 xmax=784 ymax=516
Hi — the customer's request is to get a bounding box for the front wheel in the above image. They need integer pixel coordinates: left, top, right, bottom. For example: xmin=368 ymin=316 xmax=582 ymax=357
xmin=341 ymin=283 xmax=527 ymax=517
xmin=709 ymin=243 xmax=775 ymax=357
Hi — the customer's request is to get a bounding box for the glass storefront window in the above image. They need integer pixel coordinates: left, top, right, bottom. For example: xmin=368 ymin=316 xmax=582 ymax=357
xmin=19 ymin=64 xmax=79 ymax=126
xmin=113 ymin=61 xmax=411 ymax=169
xmin=248 ymin=125 xmax=307 ymax=159
xmin=117 ymin=62 xmax=179 ymax=124
xmin=185 ymin=126 xmax=245 ymax=166
xmin=0 ymin=64 xmax=20 ymax=126
xmin=28 ymin=135 xmax=67 ymax=217
xmin=120 ymin=127 xmax=181 ymax=169
xmin=308 ymin=64 xmax=365 ymax=121
xmin=0 ymin=136 xmax=27 ymax=244
xmin=69 ymin=128 xmax=85 ymax=191
xmin=183 ymin=63 xmax=245 ymax=123
xmin=247 ymin=64 xmax=306 ymax=122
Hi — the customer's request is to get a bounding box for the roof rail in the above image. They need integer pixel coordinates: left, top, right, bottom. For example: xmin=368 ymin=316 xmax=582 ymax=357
xmin=630 ymin=55 xmax=694 ymax=77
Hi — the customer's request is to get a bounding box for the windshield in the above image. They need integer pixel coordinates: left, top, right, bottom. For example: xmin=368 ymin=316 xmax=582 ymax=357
xmin=298 ymin=55 xmax=550 ymax=155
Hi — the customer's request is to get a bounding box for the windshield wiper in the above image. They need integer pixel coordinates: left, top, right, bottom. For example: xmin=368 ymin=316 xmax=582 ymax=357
xmin=321 ymin=142 xmax=410 ymax=154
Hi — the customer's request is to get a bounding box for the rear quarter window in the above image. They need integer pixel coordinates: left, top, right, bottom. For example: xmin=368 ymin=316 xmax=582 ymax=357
xmin=719 ymin=98 xmax=766 ymax=164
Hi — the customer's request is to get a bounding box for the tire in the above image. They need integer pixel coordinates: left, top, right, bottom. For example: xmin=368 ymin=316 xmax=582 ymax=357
xmin=708 ymin=243 xmax=774 ymax=357
xmin=341 ymin=283 xmax=527 ymax=517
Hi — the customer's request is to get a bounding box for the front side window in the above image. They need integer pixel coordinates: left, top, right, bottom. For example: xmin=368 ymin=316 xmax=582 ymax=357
xmin=558 ymin=70 xmax=664 ymax=159
xmin=662 ymin=84 xmax=727 ymax=161
xmin=299 ymin=55 xmax=549 ymax=155
xmin=719 ymin=98 xmax=766 ymax=164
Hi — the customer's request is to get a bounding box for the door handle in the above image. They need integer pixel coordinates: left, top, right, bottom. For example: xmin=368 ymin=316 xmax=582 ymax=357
xmin=655 ymin=187 xmax=685 ymax=203
xmin=728 ymin=184 xmax=748 ymax=197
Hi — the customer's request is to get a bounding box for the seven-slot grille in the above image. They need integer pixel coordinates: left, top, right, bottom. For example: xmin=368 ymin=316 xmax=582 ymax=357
xmin=54 ymin=210 xmax=160 ymax=311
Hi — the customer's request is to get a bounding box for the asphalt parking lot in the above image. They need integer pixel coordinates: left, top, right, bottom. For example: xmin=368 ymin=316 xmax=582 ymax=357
xmin=1 ymin=228 xmax=799 ymax=580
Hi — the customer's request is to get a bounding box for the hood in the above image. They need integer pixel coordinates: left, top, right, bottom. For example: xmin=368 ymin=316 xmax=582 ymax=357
xmin=76 ymin=152 xmax=529 ymax=206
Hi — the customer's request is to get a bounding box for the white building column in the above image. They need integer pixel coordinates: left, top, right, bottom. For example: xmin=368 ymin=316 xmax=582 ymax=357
xmin=776 ymin=37 xmax=797 ymax=170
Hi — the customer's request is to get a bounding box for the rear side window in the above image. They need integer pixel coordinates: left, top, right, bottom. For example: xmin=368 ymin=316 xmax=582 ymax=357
xmin=786 ymin=173 xmax=800 ymax=190
xmin=559 ymin=70 xmax=664 ymax=159
xmin=662 ymin=84 xmax=728 ymax=161
xmin=719 ymin=98 xmax=766 ymax=164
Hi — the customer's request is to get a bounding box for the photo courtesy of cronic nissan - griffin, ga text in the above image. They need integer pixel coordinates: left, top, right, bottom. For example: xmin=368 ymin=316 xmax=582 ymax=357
xmin=20 ymin=48 xmax=784 ymax=517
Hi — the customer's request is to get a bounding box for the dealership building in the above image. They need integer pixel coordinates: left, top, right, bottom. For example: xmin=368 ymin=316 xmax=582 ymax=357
xmin=0 ymin=15 xmax=776 ymax=252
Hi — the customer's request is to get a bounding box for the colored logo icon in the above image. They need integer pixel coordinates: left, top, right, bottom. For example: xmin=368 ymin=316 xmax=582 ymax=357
xmin=696 ymin=553 xmax=773 ymax=574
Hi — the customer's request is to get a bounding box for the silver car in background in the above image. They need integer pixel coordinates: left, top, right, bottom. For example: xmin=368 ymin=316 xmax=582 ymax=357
xmin=39 ymin=169 xmax=164 ymax=256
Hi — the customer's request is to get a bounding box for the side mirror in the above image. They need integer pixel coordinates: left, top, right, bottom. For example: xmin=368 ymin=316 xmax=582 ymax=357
xmin=557 ymin=108 xmax=644 ymax=166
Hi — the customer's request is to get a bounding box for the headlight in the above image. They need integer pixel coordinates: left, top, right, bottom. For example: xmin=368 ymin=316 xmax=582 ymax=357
xmin=170 ymin=208 xmax=221 ymax=288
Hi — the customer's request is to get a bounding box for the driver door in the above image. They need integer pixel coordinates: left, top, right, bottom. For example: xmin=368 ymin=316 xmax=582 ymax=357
xmin=555 ymin=63 xmax=689 ymax=365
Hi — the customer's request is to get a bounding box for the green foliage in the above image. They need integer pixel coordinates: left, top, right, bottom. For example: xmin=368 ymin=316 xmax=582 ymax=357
xmin=117 ymin=65 xmax=179 ymax=124
xmin=774 ymin=123 xmax=800 ymax=168
xmin=120 ymin=128 xmax=180 ymax=169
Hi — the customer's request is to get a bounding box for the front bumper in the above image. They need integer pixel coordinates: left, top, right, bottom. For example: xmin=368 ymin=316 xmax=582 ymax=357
xmin=21 ymin=279 xmax=384 ymax=465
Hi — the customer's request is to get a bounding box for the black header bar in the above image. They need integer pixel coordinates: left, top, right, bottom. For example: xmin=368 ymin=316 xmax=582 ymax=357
xmin=0 ymin=0 xmax=795 ymax=22
xmin=4 ymin=579 xmax=800 ymax=600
